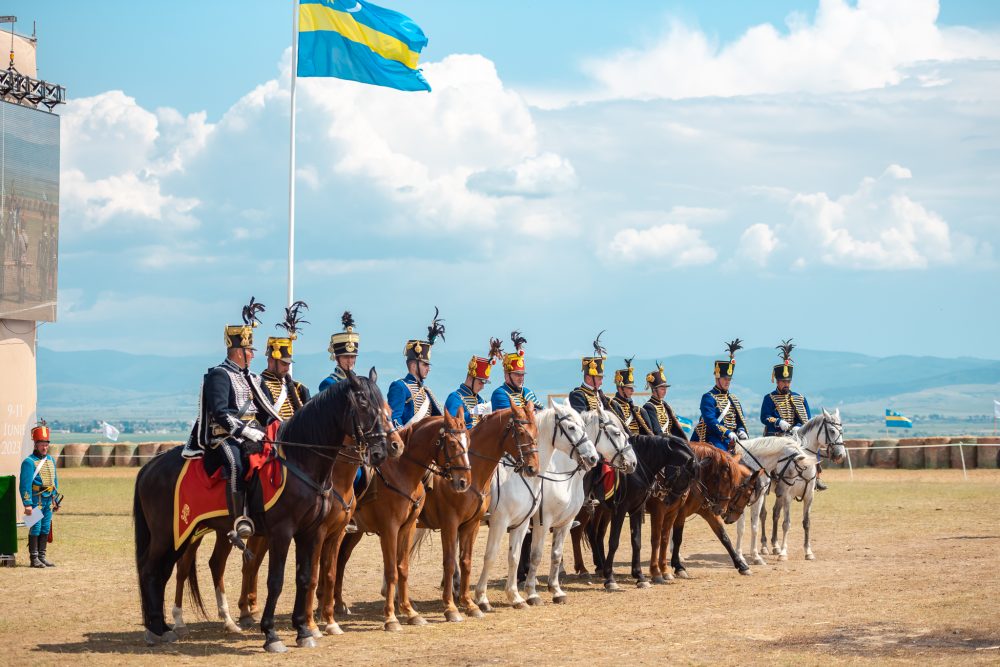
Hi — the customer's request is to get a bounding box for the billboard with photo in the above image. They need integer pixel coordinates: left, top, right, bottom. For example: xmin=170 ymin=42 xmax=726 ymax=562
xmin=0 ymin=100 xmax=59 ymax=322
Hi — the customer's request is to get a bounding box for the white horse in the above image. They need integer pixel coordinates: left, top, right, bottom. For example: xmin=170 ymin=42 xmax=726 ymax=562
xmin=473 ymin=403 xmax=601 ymax=610
xmin=519 ymin=408 xmax=636 ymax=606
xmin=761 ymin=409 xmax=847 ymax=561
xmin=733 ymin=436 xmax=809 ymax=565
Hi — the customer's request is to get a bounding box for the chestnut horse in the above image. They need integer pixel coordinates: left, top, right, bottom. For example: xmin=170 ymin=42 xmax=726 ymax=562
xmin=323 ymin=410 xmax=473 ymax=632
xmin=133 ymin=372 xmax=390 ymax=653
xmin=413 ymin=403 xmax=540 ymax=622
xmin=647 ymin=442 xmax=762 ymax=581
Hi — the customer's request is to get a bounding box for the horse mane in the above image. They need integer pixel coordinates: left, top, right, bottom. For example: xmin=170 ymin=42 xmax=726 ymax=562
xmin=690 ymin=442 xmax=743 ymax=479
xmin=797 ymin=414 xmax=825 ymax=440
xmin=278 ymin=377 xmax=380 ymax=459
xmin=744 ymin=436 xmax=802 ymax=459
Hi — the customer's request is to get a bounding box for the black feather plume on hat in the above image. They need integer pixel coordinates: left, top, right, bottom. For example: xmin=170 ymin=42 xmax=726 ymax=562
xmin=725 ymin=338 xmax=743 ymax=360
xmin=593 ymin=330 xmax=607 ymax=357
xmin=624 ymin=355 xmax=635 ymax=368
xmin=510 ymin=330 xmax=527 ymax=353
xmin=488 ymin=337 xmax=504 ymax=362
xmin=776 ymin=338 xmax=795 ymax=363
xmin=277 ymin=301 xmax=309 ymax=337
xmin=242 ymin=297 xmax=266 ymax=328
xmin=341 ymin=310 xmax=356 ymax=331
xmin=427 ymin=306 xmax=446 ymax=344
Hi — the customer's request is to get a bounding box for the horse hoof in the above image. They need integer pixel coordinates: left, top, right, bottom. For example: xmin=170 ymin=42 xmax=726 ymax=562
xmin=143 ymin=629 xmax=179 ymax=646
xmin=805 ymin=553 xmax=816 ymax=561
xmin=636 ymin=580 xmax=651 ymax=589
xmin=296 ymin=636 xmax=317 ymax=649
xmin=604 ymin=581 xmax=621 ymax=592
xmin=238 ymin=615 xmax=257 ymax=631
xmin=651 ymin=575 xmax=666 ymax=585
xmin=778 ymin=554 xmax=788 ymax=562
xmin=407 ymin=615 xmax=427 ymax=626
xmin=445 ymin=610 xmax=464 ymax=623
xmin=675 ymin=570 xmax=690 ymax=580
xmin=310 ymin=627 xmax=323 ymax=639
xmin=526 ymin=596 xmax=543 ymax=606
xmin=223 ymin=621 xmax=243 ymax=635
xmin=162 ymin=630 xmax=179 ymax=643
xmin=465 ymin=607 xmax=484 ymax=619
xmin=264 ymin=640 xmax=288 ymax=653
xmin=512 ymin=601 xmax=528 ymax=610
xmin=384 ymin=621 xmax=402 ymax=633
xmin=477 ymin=600 xmax=493 ymax=613
xmin=553 ymin=594 xmax=567 ymax=604
xmin=334 ymin=602 xmax=352 ymax=616
xmin=323 ymin=623 xmax=343 ymax=636
xmin=761 ymin=546 xmax=770 ymax=555
xmin=173 ymin=625 xmax=189 ymax=639
xmin=753 ymin=556 xmax=766 ymax=566
xmin=739 ymin=568 xmax=753 ymax=576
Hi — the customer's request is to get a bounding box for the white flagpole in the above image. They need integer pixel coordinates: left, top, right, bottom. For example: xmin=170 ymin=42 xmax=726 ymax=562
xmin=287 ymin=0 xmax=299 ymax=308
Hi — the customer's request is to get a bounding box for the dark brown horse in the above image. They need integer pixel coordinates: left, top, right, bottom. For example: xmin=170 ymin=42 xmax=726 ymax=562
xmin=325 ymin=410 xmax=473 ymax=631
xmin=133 ymin=371 xmax=391 ymax=653
xmin=414 ymin=403 xmax=540 ymax=622
xmin=647 ymin=442 xmax=761 ymax=580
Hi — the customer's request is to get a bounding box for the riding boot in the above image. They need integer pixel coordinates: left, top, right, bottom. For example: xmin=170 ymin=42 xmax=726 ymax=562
xmin=228 ymin=490 xmax=254 ymax=539
xmin=37 ymin=534 xmax=56 ymax=567
xmin=28 ymin=534 xmax=44 ymax=568
xmin=815 ymin=462 xmax=828 ymax=491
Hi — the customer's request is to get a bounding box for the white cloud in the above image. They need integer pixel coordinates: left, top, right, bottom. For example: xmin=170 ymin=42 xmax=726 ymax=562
xmin=738 ymin=223 xmax=779 ymax=267
xmin=606 ymin=223 xmax=717 ymax=266
xmin=467 ymin=153 xmax=577 ymax=198
xmin=538 ymin=0 xmax=1000 ymax=106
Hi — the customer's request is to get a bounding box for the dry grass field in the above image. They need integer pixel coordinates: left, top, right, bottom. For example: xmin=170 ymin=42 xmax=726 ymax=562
xmin=2 ymin=468 xmax=999 ymax=665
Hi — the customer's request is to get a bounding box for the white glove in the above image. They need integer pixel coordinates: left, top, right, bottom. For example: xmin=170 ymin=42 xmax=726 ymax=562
xmin=728 ymin=432 xmax=738 ymax=444
xmin=791 ymin=425 xmax=802 ymax=436
xmin=243 ymin=427 xmax=265 ymax=443
xmin=777 ymin=419 xmax=791 ymax=432
xmin=737 ymin=429 xmax=749 ymax=441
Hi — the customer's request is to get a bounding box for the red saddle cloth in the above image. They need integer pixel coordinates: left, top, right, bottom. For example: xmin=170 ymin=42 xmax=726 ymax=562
xmin=599 ymin=461 xmax=619 ymax=501
xmin=173 ymin=422 xmax=286 ymax=549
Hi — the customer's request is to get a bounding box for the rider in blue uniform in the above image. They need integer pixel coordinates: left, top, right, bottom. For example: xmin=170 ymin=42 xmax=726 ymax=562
xmin=692 ymin=339 xmax=749 ymax=452
xmin=387 ymin=308 xmax=445 ymax=428
xmin=319 ymin=311 xmax=360 ymax=393
xmin=491 ymin=331 xmax=544 ymax=411
xmin=446 ymin=338 xmax=503 ymax=429
xmin=568 ymin=331 xmax=612 ymax=414
xmin=20 ymin=421 xmax=60 ymax=568
xmin=760 ymin=339 xmax=824 ymax=490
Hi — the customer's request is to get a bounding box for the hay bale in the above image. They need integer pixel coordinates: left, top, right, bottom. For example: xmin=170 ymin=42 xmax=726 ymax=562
xmin=922 ymin=437 xmax=951 ymax=469
xmin=47 ymin=444 xmax=62 ymax=467
xmin=137 ymin=443 xmax=159 ymax=464
xmin=159 ymin=441 xmax=183 ymax=453
xmin=86 ymin=443 xmax=114 ymax=468
xmin=896 ymin=438 xmax=925 ymax=469
xmin=869 ymin=439 xmax=899 ymax=468
xmin=946 ymin=438 xmax=975 ymax=469
xmin=975 ymin=437 xmax=1000 ymax=469
xmin=842 ymin=439 xmax=871 ymax=468
xmin=60 ymin=444 xmax=88 ymax=468
xmin=114 ymin=442 xmax=138 ymax=467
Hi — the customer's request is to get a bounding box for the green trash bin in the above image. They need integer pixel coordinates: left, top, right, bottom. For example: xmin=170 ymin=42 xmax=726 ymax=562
xmin=0 ymin=475 xmax=16 ymax=559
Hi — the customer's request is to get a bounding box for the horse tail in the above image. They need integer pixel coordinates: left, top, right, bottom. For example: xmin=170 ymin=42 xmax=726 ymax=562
xmin=133 ymin=465 xmax=152 ymax=626
xmin=182 ymin=542 xmax=208 ymax=619
xmin=409 ymin=528 xmax=432 ymax=559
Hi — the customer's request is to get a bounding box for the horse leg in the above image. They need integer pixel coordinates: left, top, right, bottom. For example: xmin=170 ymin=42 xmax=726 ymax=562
xmin=439 ymin=521 xmax=462 ymax=622
xmin=648 ymin=501 xmax=664 ymax=583
xmin=139 ymin=533 xmax=180 ymax=644
xmin=396 ymin=512 xmax=426 ymax=626
xmin=458 ymin=521 xmax=484 ymax=619
xmin=749 ymin=497 xmax=766 ymax=566
xmin=670 ymin=514 xmax=689 ymax=579
xmin=698 ymin=509 xmax=751 ymax=575
xmin=585 ymin=509 xmax=605 ymax=575
xmin=547 ymin=523 xmax=571 ymax=603
xmin=629 ymin=510 xmax=649 ymax=588
xmin=259 ymin=531 xmax=292 ymax=653
xmin=378 ymin=521 xmax=403 ymax=632
xmin=735 ymin=509 xmax=746 ymax=559
xmin=771 ymin=493 xmax=782 ymax=553
xmin=778 ymin=494 xmax=792 ymax=560
xmin=505 ymin=521 xmax=532 ymax=609
xmin=208 ymin=533 xmax=239 ymax=634
xmin=602 ymin=509 xmax=625 ymax=591
xmin=333 ymin=530 xmax=363 ymax=619
xmin=316 ymin=530 xmax=345 ymax=635
xmin=171 ymin=541 xmax=196 ymax=639
xmin=802 ymin=487 xmax=815 ymax=560
xmin=290 ymin=531 xmax=321 ymax=648
xmin=570 ymin=507 xmax=591 ymax=578
xmin=473 ymin=516 xmax=505 ymax=612
xmin=759 ymin=493 xmax=770 ymax=554
xmin=238 ymin=537 xmax=268 ymax=629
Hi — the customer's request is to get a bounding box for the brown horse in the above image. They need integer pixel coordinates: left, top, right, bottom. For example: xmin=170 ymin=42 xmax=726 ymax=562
xmin=647 ymin=442 xmax=761 ymax=580
xmin=134 ymin=372 xmax=391 ymax=652
xmin=414 ymin=403 xmax=540 ymax=622
xmin=324 ymin=410 xmax=473 ymax=631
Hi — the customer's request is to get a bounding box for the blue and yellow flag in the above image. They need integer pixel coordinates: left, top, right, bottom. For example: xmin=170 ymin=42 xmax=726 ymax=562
xmin=298 ymin=0 xmax=431 ymax=91
xmin=885 ymin=409 xmax=913 ymax=429
xmin=677 ymin=415 xmax=694 ymax=436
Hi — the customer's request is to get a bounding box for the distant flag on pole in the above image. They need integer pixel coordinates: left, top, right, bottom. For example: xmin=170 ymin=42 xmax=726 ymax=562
xmin=677 ymin=415 xmax=694 ymax=436
xmin=297 ymin=0 xmax=431 ymax=91
xmin=885 ymin=409 xmax=912 ymax=429
xmin=101 ymin=421 xmax=120 ymax=442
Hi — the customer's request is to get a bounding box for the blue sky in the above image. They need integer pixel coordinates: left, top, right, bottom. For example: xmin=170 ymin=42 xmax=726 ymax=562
xmin=12 ymin=0 xmax=1000 ymax=360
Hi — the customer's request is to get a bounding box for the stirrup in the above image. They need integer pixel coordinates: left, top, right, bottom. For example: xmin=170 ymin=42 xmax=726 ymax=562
xmin=345 ymin=521 xmax=358 ymax=534
xmin=226 ymin=530 xmax=256 ymax=563
xmin=234 ymin=515 xmax=255 ymax=540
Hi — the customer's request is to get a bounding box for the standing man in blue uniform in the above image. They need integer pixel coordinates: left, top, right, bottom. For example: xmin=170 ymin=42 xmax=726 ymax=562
xmin=641 ymin=363 xmax=689 ymax=442
xmin=181 ymin=298 xmax=281 ymax=546
xmin=260 ymin=301 xmax=311 ymax=420
xmin=568 ymin=332 xmax=612 ymax=414
xmin=760 ymin=339 xmax=824 ymax=489
xmin=446 ymin=338 xmax=503 ymax=429
xmin=387 ymin=308 xmax=445 ymax=428
xmin=20 ymin=421 xmax=60 ymax=568
xmin=692 ymin=339 xmax=750 ymax=452
xmin=491 ymin=331 xmax=544 ymax=411
xmin=319 ymin=311 xmax=361 ymax=392
xmin=609 ymin=357 xmax=654 ymax=436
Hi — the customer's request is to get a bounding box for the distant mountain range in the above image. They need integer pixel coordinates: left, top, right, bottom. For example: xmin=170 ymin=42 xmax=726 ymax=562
xmin=37 ymin=346 xmax=1000 ymax=425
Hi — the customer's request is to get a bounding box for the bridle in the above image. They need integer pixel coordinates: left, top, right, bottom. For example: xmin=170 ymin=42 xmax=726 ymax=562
xmin=344 ymin=381 xmax=388 ymax=466
xmin=498 ymin=414 xmax=539 ymax=473
xmin=697 ymin=456 xmax=759 ymax=517
xmin=592 ymin=413 xmax=633 ymax=471
xmin=799 ymin=415 xmax=844 ymax=462
xmin=552 ymin=411 xmax=592 ymax=468
xmin=376 ymin=423 xmax=470 ymax=508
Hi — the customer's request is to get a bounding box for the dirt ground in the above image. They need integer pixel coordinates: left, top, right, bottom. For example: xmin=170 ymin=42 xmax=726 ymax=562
xmin=2 ymin=468 xmax=999 ymax=665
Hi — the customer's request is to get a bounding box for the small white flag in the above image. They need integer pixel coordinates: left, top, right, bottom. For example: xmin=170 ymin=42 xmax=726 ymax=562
xmin=994 ymin=400 xmax=1000 ymax=419
xmin=101 ymin=421 xmax=120 ymax=442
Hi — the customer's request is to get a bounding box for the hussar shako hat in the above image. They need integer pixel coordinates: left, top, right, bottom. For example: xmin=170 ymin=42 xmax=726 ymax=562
xmin=581 ymin=330 xmax=607 ymax=377
xmin=405 ymin=307 xmax=445 ymax=364
xmin=503 ymin=330 xmax=528 ymax=374
xmin=713 ymin=338 xmax=743 ymax=379
xmin=646 ymin=362 xmax=670 ymax=389
xmin=614 ymin=356 xmax=637 ymax=388
xmin=225 ymin=297 xmax=265 ymax=350
xmin=266 ymin=301 xmax=309 ymax=362
xmin=467 ymin=338 xmax=503 ymax=383
xmin=329 ymin=311 xmax=360 ymax=358
xmin=31 ymin=419 xmax=50 ymax=443
xmin=772 ymin=338 xmax=796 ymax=382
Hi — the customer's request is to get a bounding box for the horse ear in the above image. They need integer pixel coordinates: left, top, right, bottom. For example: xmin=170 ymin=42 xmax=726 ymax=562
xmin=822 ymin=407 xmax=831 ymax=418
xmin=369 ymin=366 xmax=378 ymax=384
xmin=347 ymin=369 xmax=362 ymax=390
xmin=795 ymin=453 xmax=807 ymax=462
xmin=834 ymin=407 xmax=841 ymax=420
